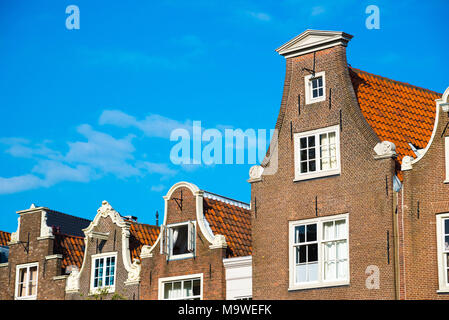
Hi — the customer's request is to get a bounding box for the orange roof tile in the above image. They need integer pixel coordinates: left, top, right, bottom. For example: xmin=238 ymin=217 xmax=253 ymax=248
xmin=53 ymin=233 xmax=85 ymax=269
xmin=350 ymin=67 xmax=442 ymax=171
xmin=129 ymin=222 xmax=160 ymax=261
xmin=203 ymin=195 xmax=251 ymax=258
xmin=0 ymin=230 xmax=10 ymax=246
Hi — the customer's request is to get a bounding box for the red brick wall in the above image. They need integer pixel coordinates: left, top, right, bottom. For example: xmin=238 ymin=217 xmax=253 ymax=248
xmin=251 ymin=45 xmax=398 ymax=299
xmin=400 ymin=98 xmax=449 ymax=299
xmin=140 ymin=186 xmax=227 ymax=300
xmin=0 ymin=209 xmax=66 ymax=300
xmin=66 ymin=215 xmax=140 ymax=300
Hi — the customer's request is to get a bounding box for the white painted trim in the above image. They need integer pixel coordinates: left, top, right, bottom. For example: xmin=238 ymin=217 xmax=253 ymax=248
xmin=158 ymin=273 xmax=203 ymax=300
xmin=288 ymin=213 xmax=350 ymax=291
xmin=0 ymin=262 xmax=9 ymax=268
xmin=45 ymin=254 xmax=63 ymax=260
xmin=223 ymin=256 xmax=252 ymax=300
xmin=411 ymin=86 xmax=449 ymax=167
xmin=141 ymin=181 xmax=215 ymax=259
xmin=15 ymin=262 xmax=39 ymax=300
xmin=436 ymin=212 xmax=449 ymax=292
xmin=305 ymin=71 xmax=326 ymax=105
xmin=276 ymin=30 xmax=353 ymax=58
xmin=53 ymin=275 xmax=69 ymax=281
xmin=89 ymin=252 xmax=118 ymax=295
xmin=166 ymin=220 xmax=196 ymax=261
xmin=445 ymin=137 xmax=449 ymax=182
xmin=293 ymin=125 xmax=341 ymax=181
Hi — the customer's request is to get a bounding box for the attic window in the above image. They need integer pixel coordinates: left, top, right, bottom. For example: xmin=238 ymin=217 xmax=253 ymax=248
xmin=160 ymin=221 xmax=196 ymax=260
xmin=305 ymin=71 xmax=326 ymax=104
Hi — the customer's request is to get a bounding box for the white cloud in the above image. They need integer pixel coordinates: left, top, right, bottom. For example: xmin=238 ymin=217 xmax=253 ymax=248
xmin=311 ymin=6 xmax=326 ymax=16
xmin=139 ymin=161 xmax=177 ymax=177
xmin=65 ymin=124 xmax=139 ymax=178
xmin=99 ymin=110 xmax=192 ymax=139
xmin=150 ymin=184 xmax=166 ymax=192
xmin=246 ymin=11 xmax=272 ymax=22
xmin=0 ymin=174 xmax=44 ymax=194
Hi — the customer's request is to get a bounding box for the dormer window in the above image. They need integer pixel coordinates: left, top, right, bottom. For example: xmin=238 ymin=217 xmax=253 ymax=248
xmin=305 ymin=71 xmax=326 ymax=104
xmin=160 ymin=221 xmax=196 ymax=260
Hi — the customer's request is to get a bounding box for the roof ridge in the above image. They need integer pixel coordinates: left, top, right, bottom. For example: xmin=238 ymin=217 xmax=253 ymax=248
xmin=350 ymin=67 xmax=442 ymax=96
xmin=203 ymin=191 xmax=250 ymax=210
xmin=130 ymin=221 xmax=159 ymax=228
xmin=54 ymin=232 xmax=84 ymax=239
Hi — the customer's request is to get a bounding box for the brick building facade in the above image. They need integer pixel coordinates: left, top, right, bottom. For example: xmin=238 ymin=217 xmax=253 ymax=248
xmin=0 ymin=29 xmax=447 ymax=300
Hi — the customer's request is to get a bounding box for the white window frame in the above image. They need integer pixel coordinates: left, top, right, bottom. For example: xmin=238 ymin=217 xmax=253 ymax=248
xmin=436 ymin=213 xmax=449 ymax=292
xmin=158 ymin=273 xmax=203 ymax=300
xmin=161 ymin=221 xmax=196 ymax=261
xmin=445 ymin=137 xmax=449 ymax=183
xmin=289 ymin=213 xmax=349 ymax=291
xmin=90 ymin=252 xmax=117 ymax=294
xmin=305 ymin=71 xmax=326 ymax=104
xmin=15 ymin=262 xmax=39 ymax=300
xmin=293 ymin=125 xmax=341 ymax=181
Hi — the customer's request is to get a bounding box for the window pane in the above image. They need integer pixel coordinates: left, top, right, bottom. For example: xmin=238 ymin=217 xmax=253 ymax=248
xmin=300 ymin=137 xmax=307 ymax=149
xmin=324 ymin=242 xmax=336 ymax=261
xmin=318 ymin=88 xmax=323 ymax=97
xmin=323 ymin=221 xmax=334 ymax=240
xmin=295 ymin=225 xmax=305 ymax=243
xmin=172 ymin=225 xmax=189 ymax=255
xmin=309 ymin=160 xmax=316 ymax=172
xmin=324 ymin=261 xmax=336 ymax=280
xmin=173 ymin=281 xmax=182 ymax=299
xmin=445 ymin=219 xmax=449 ymax=234
xmin=308 ymin=136 xmax=315 ymax=148
xmin=296 ymin=245 xmax=306 ymax=264
xmin=335 ymin=220 xmax=346 ymax=238
xmin=318 ymin=77 xmax=323 ymax=87
xmin=296 ymin=264 xmax=307 ymax=283
xmin=193 ymin=279 xmax=201 ymax=296
xmin=336 ymin=241 xmax=348 ymax=260
xmin=336 ymin=260 xmax=348 ymax=279
xmin=308 ymin=244 xmax=318 ymax=262
xmin=184 ymin=280 xmax=192 ymax=297
xmin=445 ymin=236 xmax=449 ymax=251
xmin=164 ymin=283 xmax=172 ymax=299
xmin=300 ymin=149 xmax=307 ymax=161
xmin=308 ymin=148 xmax=315 ymax=160
xmin=306 ymin=224 xmax=317 ymax=242
xmin=300 ymin=161 xmax=308 ymax=173
xmin=308 ymin=262 xmax=318 ymax=282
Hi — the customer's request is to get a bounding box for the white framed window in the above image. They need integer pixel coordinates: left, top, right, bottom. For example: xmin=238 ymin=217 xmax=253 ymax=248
xmin=15 ymin=262 xmax=38 ymax=300
xmin=436 ymin=213 xmax=449 ymax=292
xmin=159 ymin=274 xmax=203 ymax=300
xmin=294 ymin=125 xmax=341 ymax=181
xmin=289 ymin=213 xmax=349 ymax=290
xmin=305 ymin=71 xmax=326 ymax=104
xmin=445 ymin=137 xmax=449 ymax=183
xmin=160 ymin=221 xmax=196 ymax=260
xmin=90 ymin=252 xmax=117 ymax=294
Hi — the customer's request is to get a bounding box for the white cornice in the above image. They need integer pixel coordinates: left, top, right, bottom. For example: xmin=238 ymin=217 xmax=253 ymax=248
xmin=276 ymin=29 xmax=353 ymax=58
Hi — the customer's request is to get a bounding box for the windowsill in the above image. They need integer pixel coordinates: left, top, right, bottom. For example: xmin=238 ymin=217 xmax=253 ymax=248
xmin=168 ymin=253 xmax=195 ymax=261
xmin=288 ymin=280 xmax=350 ymax=291
xmin=305 ymin=97 xmax=326 ymax=105
xmin=89 ymin=286 xmax=116 ymax=296
xmin=443 ymin=180 xmax=449 ymax=184
xmin=294 ymin=170 xmax=340 ymax=182
xmin=15 ymin=296 xmax=37 ymax=300
xmin=437 ymin=289 xmax=449 ymax=294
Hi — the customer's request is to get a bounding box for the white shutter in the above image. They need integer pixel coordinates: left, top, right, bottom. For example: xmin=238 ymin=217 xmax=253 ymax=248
xmin=188 ymin=221 xmax=195 ymax=253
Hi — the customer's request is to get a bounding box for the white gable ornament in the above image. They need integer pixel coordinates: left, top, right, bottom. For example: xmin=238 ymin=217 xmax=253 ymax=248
xmin=401 ymin=156 xmax=413 ymax=171
xmin=374 ymin=141 xmax=397 ymax=159
xmin=248 ymin=165 xmax=264 ymax=183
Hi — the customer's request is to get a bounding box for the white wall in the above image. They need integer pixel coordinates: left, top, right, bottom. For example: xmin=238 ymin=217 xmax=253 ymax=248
xmin=223 ymin=256 xmax=252 ymax=300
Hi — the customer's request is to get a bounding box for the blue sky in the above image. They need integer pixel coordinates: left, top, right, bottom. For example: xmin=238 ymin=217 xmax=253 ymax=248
xmin=0 ymin=0 xmax=448 ymax=231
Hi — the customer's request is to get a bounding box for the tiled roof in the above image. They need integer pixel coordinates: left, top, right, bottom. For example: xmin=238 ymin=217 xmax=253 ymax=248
xmin=53 ymin=233 xmax=85 ymax=270
xmin=129 ymin=222 xmax=160 ymax=261
xmin=350 ymin=67 xmax=442 ymax=171
xmin=0 ymin=230 xmax=11 ymax=246
xmin=203 ymin=195 xmax=252 ymax=258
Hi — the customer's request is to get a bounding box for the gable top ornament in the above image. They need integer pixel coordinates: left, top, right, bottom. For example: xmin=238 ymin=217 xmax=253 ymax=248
xmin=276 ymin=29 xmax=353 ymax=58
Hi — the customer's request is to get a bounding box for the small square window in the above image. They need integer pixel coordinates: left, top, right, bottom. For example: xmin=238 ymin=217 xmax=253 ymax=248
xmin=160 ymin=276 xmax=202 ymax=300
xmin=90 ymin=253 xmax=117 ymax=293
xmin=305 ymin=71 xmax=326 ymax=104
xmin=15 ymin=263 xmax=38 ymax=300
